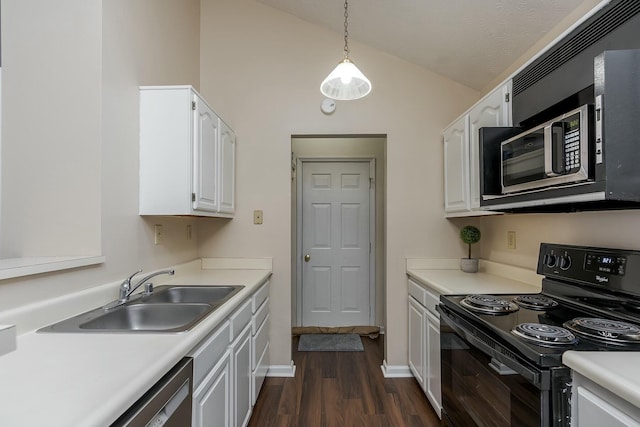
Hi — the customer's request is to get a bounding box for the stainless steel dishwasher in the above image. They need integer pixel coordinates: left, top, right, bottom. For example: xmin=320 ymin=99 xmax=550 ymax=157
xmin=111 ymin=357 xmax=193 ymax=427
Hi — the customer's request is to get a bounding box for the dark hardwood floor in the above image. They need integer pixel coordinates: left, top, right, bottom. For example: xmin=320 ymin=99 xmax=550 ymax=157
xmin=248 ymin=335 xmax=440 ymax=427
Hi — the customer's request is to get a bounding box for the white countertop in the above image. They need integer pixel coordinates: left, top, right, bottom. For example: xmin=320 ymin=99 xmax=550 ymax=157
xmin=564 ymin=351 xmax=640 ymax=410
xmin=406 ymin=258 xmax=542 ymax=295
xmin=0 ymin=259 xmax=272 ymax=427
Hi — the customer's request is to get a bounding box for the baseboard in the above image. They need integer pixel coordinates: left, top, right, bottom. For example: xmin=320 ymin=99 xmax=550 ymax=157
xmin=267 ymin=361 xmax=296 ymax=378
xmin=380 ymin=360 xmax=413 ymax=378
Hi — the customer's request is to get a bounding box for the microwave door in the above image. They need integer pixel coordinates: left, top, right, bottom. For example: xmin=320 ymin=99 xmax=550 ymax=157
xmin=501 ymin=132 xmax=546 ymax=193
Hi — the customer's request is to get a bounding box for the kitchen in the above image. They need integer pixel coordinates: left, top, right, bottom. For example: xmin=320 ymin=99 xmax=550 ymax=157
xmin=2 ymin=0 xmax=640 ymax=425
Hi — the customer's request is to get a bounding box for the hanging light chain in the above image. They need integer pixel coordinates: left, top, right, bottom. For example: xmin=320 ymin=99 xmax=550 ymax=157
xmin=343 ymin=0 xmax=350 ymax=58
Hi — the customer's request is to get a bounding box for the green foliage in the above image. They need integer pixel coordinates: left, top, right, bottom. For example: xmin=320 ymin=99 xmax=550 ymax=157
xmin=460 ymin=225 xmax=481 ymax=259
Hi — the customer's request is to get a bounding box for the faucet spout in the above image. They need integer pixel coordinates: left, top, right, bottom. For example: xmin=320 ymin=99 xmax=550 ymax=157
xmin=104 ymin=268 xmax=175 ymax=310
xmin=126 ymin=269 xmax=175 ymax=299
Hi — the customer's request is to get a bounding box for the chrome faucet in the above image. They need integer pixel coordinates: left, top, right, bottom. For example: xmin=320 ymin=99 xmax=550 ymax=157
xmin=104 ymin=269 xmax=175 ymax=310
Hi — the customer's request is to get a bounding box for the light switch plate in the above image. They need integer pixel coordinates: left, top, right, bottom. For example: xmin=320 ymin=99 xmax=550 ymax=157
xmin=253 ymin=210 xmax=263 ymax=225
xmin=154 ymin=224 xmax=164 ymax=244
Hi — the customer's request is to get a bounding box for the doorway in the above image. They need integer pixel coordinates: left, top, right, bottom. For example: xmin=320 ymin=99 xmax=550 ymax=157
xmin=291 ymin=136 xmax=386 ymax=329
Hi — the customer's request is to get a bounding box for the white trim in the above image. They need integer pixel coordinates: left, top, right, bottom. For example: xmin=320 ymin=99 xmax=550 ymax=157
xmin=0 ymin=256 xmax=105 ymax=280
xmin=266 ymin=361 xmax=296 ymax=378
xmin=380 ymin=360 xmax=413 ymax=378
xmin=296 ymin=157 xmax=377 ymax=327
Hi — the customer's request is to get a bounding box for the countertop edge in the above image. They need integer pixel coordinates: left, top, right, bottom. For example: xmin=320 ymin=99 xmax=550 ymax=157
xmin=563 ymin=351 xmax=640 ymax=410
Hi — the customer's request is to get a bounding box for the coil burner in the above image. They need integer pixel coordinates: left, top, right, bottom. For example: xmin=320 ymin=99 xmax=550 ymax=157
xmin=513 ymin=295 xmax=559 ymax=310
xmin=460 ymin=294 xmax=519 ymax=315
xmin=563 ymin=318 xmax=640 ymax=345
xmin=512 ymin=323 xmax=577 ymax=346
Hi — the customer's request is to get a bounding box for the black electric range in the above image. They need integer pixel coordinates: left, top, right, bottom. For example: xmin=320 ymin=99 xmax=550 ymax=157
xmin=438 ymin=243 xmax=640 ymax=427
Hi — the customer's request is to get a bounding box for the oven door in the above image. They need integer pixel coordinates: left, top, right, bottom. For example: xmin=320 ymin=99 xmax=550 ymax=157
xmin=438 ymin=305 xmax=571 ymax=427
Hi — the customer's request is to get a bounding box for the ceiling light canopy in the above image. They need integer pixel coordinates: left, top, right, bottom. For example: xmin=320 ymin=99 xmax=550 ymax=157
xmin=320 ymin=0 xmax=371 ymax=101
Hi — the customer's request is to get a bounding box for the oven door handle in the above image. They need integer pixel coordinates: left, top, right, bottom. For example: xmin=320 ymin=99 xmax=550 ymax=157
xmin=439 ymin=305 xmax=542 ymax=387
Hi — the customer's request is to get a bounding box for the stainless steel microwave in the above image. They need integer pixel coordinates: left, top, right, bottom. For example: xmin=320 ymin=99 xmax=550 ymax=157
xmin=501 ymin=105 xmax=590 ymax=194
xmin=479 ymin=49 xmax=640 ymax=212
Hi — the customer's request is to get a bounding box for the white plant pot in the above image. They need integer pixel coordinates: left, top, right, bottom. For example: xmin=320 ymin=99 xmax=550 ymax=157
xmin=460 ymin=258 xmax=479 ymax=273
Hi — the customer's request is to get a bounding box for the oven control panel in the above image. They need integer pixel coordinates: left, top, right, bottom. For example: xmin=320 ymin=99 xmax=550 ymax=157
xmin=538 ymin=243 xmax=640 ymax=293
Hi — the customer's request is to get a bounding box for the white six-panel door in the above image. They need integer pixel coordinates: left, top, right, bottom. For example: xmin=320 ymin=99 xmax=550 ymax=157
xmin=301 ymin=161 xmax=371 ymax=326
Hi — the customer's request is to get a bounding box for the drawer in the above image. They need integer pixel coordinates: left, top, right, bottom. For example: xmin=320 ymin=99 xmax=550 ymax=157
xmin=252 ymin=314 xmax=269 ymax=370
xmin=408 ymin=278 xmax=440 ymax=316
xmin=408 ymin=279 xmax=426 ymax=305
xmin=230 ymin=299 xmax=252 ymax=341
xmin=252 ymin=281 xmax=270 ymax=313
xmin=252 ymin=342 xmax=269 ymax=405
xmin=188 ymin=320 xmax=230 ymax=388
xmin=424 ymin=287 xmax=440 ymax=317
xmin=252 ymin=297 xmax=269 ymax=335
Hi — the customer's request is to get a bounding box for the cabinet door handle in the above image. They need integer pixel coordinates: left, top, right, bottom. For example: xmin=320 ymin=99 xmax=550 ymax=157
xmin=304 ymin=254 xmax=311 ymax=262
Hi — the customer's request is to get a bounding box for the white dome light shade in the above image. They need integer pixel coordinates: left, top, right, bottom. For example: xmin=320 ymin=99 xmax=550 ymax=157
xmin=320 ymin=58 xmax=372 ymax=101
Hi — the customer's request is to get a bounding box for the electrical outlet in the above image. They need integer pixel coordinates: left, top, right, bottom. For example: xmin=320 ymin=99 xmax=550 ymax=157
xmin=507 ymin=231 xmax=516 ymax=250
xmin=154 ymin=224 xmax=164 ymax=245
xmin=253 ymin=210 xmax=263 ymax=225
xmin=186 ymin=225 xmax=192 ymax=241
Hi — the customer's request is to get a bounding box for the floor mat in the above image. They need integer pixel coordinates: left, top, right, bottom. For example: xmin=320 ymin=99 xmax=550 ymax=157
xmin=297 ymin=333 xmax=364 ymax=352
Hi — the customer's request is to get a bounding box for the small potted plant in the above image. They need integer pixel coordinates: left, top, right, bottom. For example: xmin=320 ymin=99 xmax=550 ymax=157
xmin=460 ymin=225 xmax=481 ymax=273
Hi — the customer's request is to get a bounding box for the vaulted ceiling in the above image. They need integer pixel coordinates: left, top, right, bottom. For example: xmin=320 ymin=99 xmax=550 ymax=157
xmin=257 ymin=0 xmax=587 ymax=91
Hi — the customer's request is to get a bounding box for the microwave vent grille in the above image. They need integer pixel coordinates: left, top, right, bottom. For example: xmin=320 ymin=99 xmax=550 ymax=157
xmin=513 ymin=0 xmax=640 ymax=97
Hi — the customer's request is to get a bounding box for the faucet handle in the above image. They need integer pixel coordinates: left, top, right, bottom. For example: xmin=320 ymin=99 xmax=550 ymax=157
xmin=123 ymin=269 xmax=143 ymax=286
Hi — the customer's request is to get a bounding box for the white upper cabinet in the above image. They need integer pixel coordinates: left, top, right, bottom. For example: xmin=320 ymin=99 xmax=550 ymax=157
xmin=139 ymin=86 xmax=236 ymax=217
xmin=443 ymin=81 xmax=511 ymax=217
xmin=443 ymin=116 xmax=470 ymax=213
xmin=218 ymin=120 xmax=236 ymax=214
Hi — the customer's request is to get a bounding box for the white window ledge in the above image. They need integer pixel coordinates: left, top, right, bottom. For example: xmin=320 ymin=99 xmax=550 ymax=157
xmin=0 ymin=256 xmax=105 ymax=280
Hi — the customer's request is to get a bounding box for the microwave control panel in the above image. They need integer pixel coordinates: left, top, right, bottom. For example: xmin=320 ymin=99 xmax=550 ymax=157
xmin=562 ymin=112 xmax=581 ymax=173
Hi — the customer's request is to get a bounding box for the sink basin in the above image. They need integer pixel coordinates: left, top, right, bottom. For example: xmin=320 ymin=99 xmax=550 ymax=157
xmin=79 ymin=303 xmax=211 ymax=332
xmin=142 ymin=285 xmax=243 ymax=304
xmin=38 ymin=285 xmax=245 ymax=333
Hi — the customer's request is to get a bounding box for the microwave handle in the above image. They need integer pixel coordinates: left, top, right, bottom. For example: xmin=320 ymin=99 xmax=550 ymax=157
xmin=544 ymin=123 xmax=564 ymax=177
xmin=544 ymin=125 xmax=555 ymax=176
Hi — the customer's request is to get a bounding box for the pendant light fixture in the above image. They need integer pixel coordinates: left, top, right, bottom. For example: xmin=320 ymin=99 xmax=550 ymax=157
xmin=320 ymin=0 xmax=372 ymax=101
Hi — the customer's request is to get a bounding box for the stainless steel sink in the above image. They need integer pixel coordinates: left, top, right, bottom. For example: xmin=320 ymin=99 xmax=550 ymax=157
xmin=141 ymin=285 xmax=243 ymax=304
xmin=79 ymin=303 xmax=211 ymax=332
xmin=38 ymin=285 xmax=245 ymax=333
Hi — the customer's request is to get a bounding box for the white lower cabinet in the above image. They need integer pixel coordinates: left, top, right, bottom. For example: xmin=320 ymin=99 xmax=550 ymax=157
xmin=407 ymin=278 xmax=442 ymax=418
xmin=572 ymin=372 xmax=640 ymax=427
xmin=232 ymin=323 xmax=252 ymax=427
xmin=189 ymin=282 xmax=270 ymax=427
xmin=193 ymin=349 xmax=232 ymax=427
xmin=190 ymin=321 xmax=232 ymax=427
xmin=251 ymin=281 xmax=270 ymax=404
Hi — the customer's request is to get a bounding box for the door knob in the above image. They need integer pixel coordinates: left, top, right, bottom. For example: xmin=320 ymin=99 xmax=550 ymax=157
xmin=304 ymin=254 xmax=311 ymax=262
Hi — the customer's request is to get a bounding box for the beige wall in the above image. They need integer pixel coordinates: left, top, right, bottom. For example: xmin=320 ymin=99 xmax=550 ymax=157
xmin=197 ymin=0 xmax=479 ymax=367
xmin=0 ymin=0 xmax=201 ymax=309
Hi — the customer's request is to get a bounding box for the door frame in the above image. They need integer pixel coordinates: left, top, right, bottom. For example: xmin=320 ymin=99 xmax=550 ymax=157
xmin=295 ymin=157 xmax=376 ymax=326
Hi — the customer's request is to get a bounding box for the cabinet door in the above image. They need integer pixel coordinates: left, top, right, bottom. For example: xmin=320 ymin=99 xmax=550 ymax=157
xmin=443 ymin=115 xmax=470 ymax=213
xmin=426 ymin=310 xmax=442 ymax=418
xmin=468 ymin=82 xmax=511 ymax=209
xmin=219 ymin=121 xmax=236 ymax=214
xmin=193 ymin=94 xmax=220 ymax=212
xmin=233 ymin=324 xmax=252 ymax=427
xmin=193 ymin=350 xmax=232 ymax=427
xmin=408 ymin=297 xmax=426 ymax=389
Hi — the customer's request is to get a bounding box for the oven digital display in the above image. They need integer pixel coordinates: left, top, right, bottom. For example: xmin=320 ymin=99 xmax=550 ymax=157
xmin=585 ymin=253 xmax=626 ymax=276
